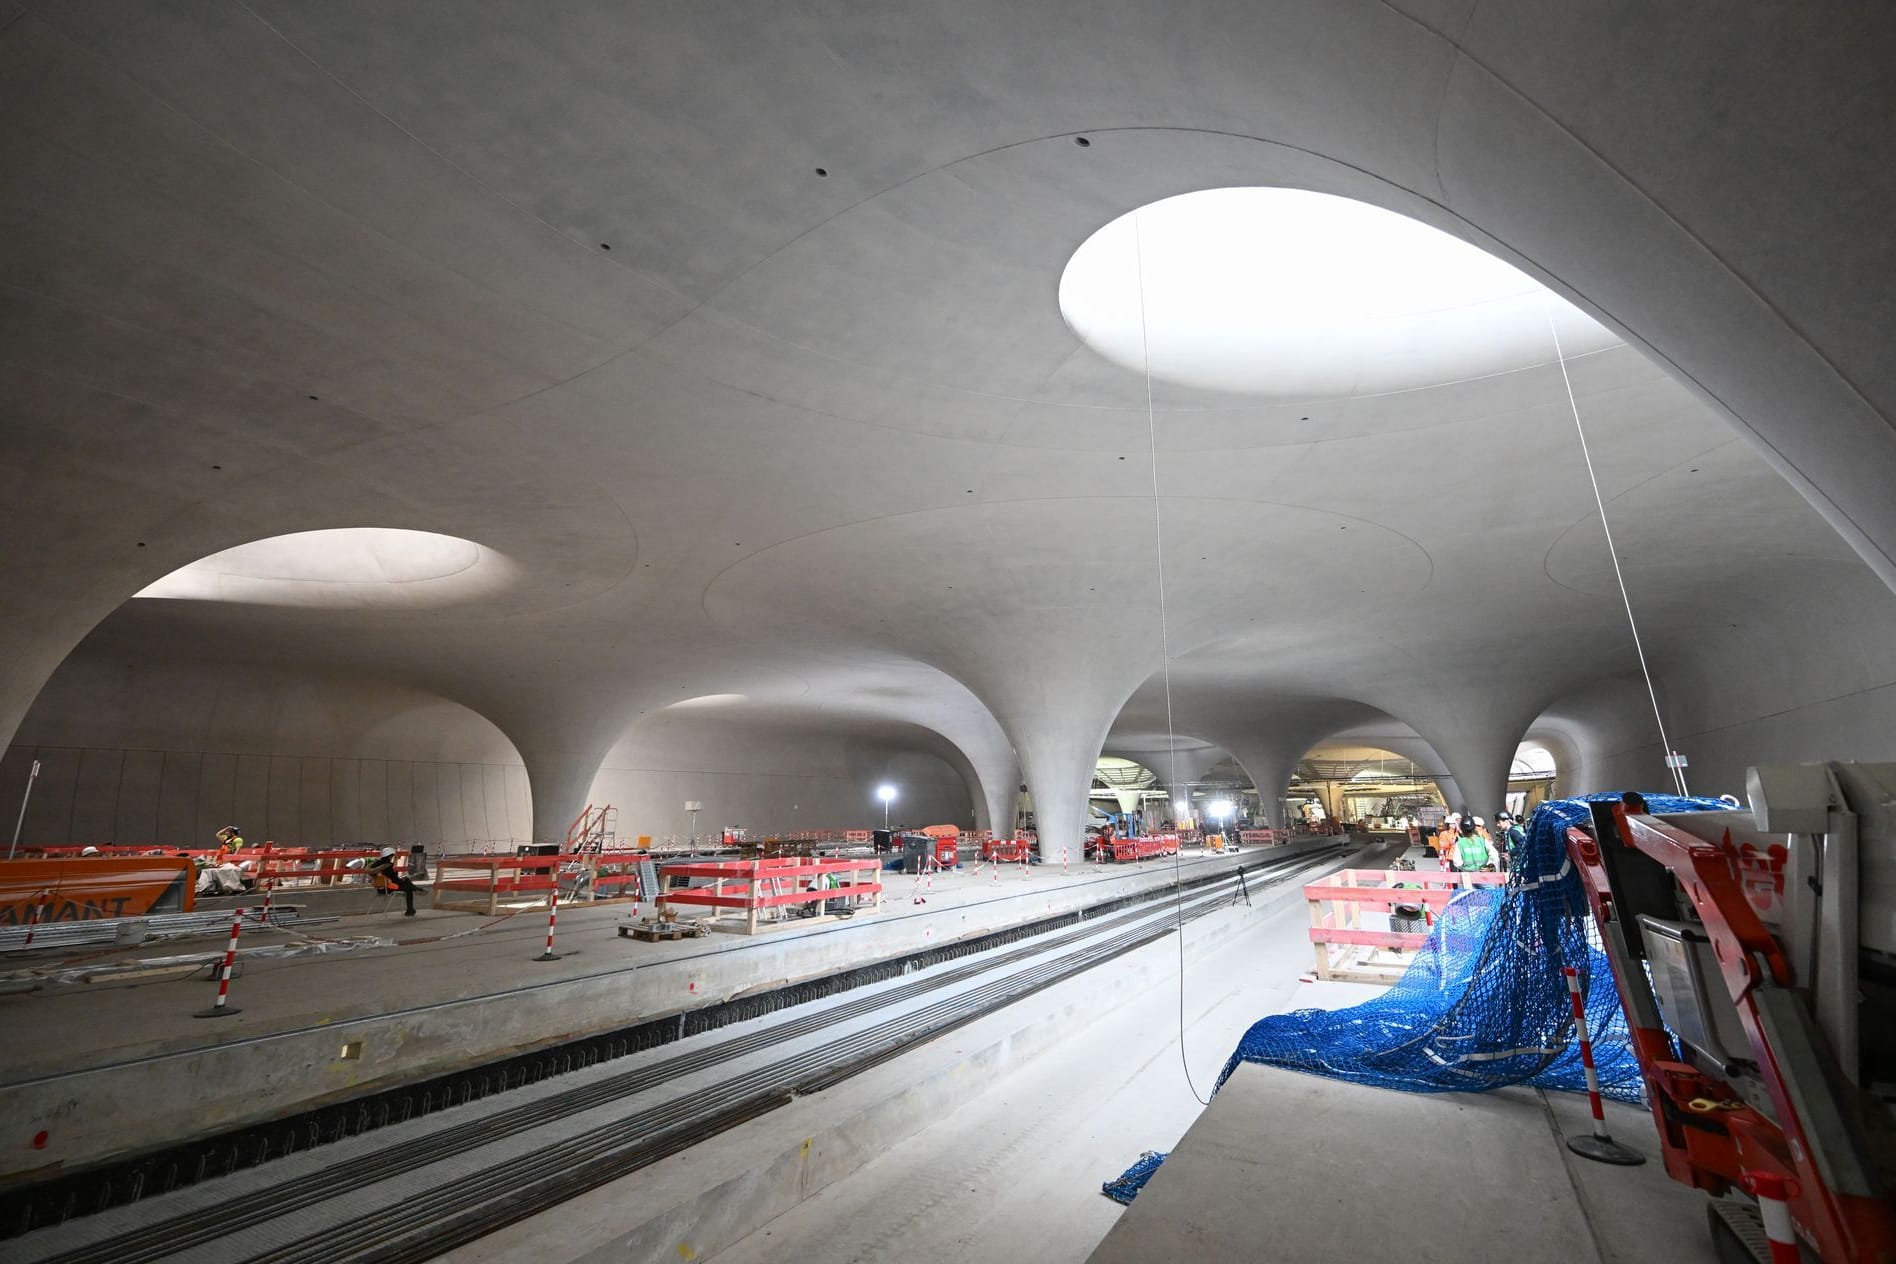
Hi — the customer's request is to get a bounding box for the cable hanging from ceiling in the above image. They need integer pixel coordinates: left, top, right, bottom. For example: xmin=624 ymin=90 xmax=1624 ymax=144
xmin=1545 ymin=305 xmax=1690 ymax=798
xmin=1131 ymin=211 xmax=1214 ymax=1108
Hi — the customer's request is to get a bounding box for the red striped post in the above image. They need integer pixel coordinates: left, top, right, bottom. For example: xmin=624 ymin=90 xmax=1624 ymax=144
xmin=1061 ymin=846 xmax=1069 ymax=875
xmin=261 ymin=878 xmax=274 ymax=925
xmin=1741 ymin=1170 xmax=1802 ymax=1264
xmin=20 ymin=889 xmax=51 ymax=949
xmin=195 ymin=907 xmax=245 ymax=1018
xmin=534 ymin=889 xmax=560 ymax=961
xmin=1560 ymin=965 xmax=1643 ymax=1164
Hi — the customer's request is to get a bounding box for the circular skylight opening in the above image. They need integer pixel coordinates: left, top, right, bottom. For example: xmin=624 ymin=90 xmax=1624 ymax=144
xmin=1058 ymin=187 xmax=1618 ymax=398
xmin=135 ymin=527 xmax=517 ymax=608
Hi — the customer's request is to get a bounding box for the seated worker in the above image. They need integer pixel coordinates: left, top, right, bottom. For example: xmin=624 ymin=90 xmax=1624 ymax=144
xmin=366 ymin=846 xmax=419 ymax=916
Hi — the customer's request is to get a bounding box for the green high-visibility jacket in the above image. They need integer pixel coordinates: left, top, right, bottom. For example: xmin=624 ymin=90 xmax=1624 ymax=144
xmin=1453 ymin=835 xmax=1490 ymax=870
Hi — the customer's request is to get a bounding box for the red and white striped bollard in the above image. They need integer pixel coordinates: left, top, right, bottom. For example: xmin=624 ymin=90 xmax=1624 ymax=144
xmin=195 ymin=906 xmax=245 ymax=1018
xmin=534 ymin=889 xmax=561 ymax=961
xmin=20 ymin=889 xmax=52 ymax=949
xmin=1560 ymin=965 xmax=1643 ymax=1164
xmin=1741 ymin=1169 xmax=1802 ymax=1264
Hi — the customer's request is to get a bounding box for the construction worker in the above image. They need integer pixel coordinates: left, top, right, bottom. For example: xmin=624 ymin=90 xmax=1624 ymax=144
xmin=1493 ymin=812 xmax=1527 ymax=871
xmin=1449 ymin=816 xmax=1494 ymax=872
xmin=215 ymin=825 xmax=244 ymax=854
xmin=366 ymin=846 xmax=419 ymax=916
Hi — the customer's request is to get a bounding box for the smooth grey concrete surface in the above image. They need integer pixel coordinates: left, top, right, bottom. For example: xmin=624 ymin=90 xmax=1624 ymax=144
xmin=1088 ymin=1066 xmax=1720 ymax=1264
xmin=430 ymin=839 xmax=1380 ymax=1264
xmin=3 ymin=2 xmax=1896 ymax=865
xmin=0 ymin=843 xmax=1321 ymax=1183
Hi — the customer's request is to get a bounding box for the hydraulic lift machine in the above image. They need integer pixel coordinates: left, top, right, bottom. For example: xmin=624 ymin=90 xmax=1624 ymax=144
xmin=1565 ymin=762 xmax=1896 ymax=1261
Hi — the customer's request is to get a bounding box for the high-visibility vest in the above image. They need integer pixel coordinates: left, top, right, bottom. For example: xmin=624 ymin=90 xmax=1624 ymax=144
xmin=1453 ymin=835 xmax=1489 ymax=870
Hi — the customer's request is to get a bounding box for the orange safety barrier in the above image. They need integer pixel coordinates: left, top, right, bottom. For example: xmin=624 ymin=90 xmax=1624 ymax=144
xmin=430 ymin=849 xmax=652 ymax=914
xmin=250 ymin=847 xmax=400 ymax=889
xmin=1305 ymin=867 xmax=1507 ymax=982
xmin=1103 ymin=834 xmax=1180 ymax=863
xmin=980 ymin=837 xmax=1033 ymax=863
xmin=432 ymin=853 xmax=561 ymax=915
xmin=656 ymin=855 xmax=883 ymax=934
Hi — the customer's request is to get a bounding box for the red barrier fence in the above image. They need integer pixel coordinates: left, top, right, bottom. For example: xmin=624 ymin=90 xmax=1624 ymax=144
xmin=981 ymin=838 xmax=1033 ymax=863
xmin=656 ymin=855 xmax=883 ymax=934
xmin=1305 ymin=868 xmax=1506 ymax=982
xmin=431 ymin=849 xmax=653 ymax=915
xmin=1102 ymin=834 xmax=1180 ymax=863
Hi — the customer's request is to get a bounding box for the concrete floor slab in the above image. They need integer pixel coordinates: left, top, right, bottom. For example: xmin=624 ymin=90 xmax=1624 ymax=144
xmin=0 ymin=843 xmax=1341 ymax=1183
xmin=432 ymin=842 xmax=1365 ymax=1264
xmin=1085 ymin=1072 xmax=1725 ymax=1264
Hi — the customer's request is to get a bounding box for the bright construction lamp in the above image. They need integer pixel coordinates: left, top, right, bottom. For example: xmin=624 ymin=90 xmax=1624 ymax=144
xmin=876 ymin=783 xmax=897 ymax=828
xmin=1208 ymin=798 xmax=1234 ymax=822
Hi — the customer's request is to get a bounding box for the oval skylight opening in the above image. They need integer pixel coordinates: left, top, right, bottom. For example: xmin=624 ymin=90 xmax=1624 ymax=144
xmin=135 ymin=528 xmax=516 ymax=608
xmin=1058 ymin=187 xmax=1618 ymax=398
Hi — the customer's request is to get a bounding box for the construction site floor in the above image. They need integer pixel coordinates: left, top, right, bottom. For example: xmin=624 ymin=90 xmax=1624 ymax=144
xmin=0 ymin=842 xmax=1338 ymax=1186
xmin=1088 ymin=1065 xmax=1722 ymax=1264
xmin=665 ymin=843 xmax=1725 ymax=1264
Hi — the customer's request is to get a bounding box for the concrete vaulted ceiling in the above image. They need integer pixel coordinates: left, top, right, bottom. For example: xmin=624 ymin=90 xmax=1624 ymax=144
xmin=2 ymin=1 xmax=1895 ymax=844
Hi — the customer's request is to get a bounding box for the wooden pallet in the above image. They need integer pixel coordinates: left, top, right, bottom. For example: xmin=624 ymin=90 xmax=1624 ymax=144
xmin=619 ymin=919 xmax=706 ymax=942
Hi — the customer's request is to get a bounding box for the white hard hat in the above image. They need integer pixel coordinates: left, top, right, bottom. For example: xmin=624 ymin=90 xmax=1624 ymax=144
xmin=1473 ymin=817 xmax=1485 ymax=826
xmin=379 ymin=846 xmax=397 ymax=858
xmin=80 ymin=845 xmax=100 ymax=856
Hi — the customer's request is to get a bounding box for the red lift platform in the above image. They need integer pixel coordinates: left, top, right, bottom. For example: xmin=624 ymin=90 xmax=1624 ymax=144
xmin=1565 ymin=763 xmax=1896 ymax=1262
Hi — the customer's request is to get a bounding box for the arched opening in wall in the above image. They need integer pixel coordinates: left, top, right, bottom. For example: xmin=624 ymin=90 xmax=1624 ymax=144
xmin=1173 ymin=756 xmax=1255 ymax=832
xmin=1090 ymin=756 xmax=1169 ymax=834
xmin=1507 ymin=743 xmax=1559 ymax=819
xmin=0 ymin=659 xmax=530 ymax=851
xmin=587 ymin=711 xmax=978 ymax=844
xmin=1 ymin=527 xmax=534 ymax=853
xmin=1292 ymin=746 xmax=1447 ymax=829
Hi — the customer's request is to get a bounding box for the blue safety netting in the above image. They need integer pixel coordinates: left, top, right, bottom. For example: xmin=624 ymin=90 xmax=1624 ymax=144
xmin=1103 ymin=793 xmax=1733 ymax=1203
xmin=1100 ymin=1150 xmax=1168 ymax=1205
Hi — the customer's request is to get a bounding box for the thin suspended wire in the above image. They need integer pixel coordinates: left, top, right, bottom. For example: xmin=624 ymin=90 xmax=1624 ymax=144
xmin=1546 ymin=309 xmax=1690 ymax=797
xmin=1131 ymin=214 xmax=1212 ymax=1107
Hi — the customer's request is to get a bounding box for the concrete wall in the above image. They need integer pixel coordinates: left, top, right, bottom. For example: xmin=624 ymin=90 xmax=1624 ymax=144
xmin=588 ymin=712 xmax=974 ymax=843
xmin=2 ymin=655 xmax=531 ymax=848
xmin=1533 ymin=585 xmax=1896 ymax=803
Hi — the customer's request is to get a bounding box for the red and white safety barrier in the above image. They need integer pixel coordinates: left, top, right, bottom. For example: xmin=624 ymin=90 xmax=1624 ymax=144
xmin=260 ymin=878 xmax=274 ymax=924
xmin=1061 ymin=847 xmax=1069 ymax=875
xmin=534 ymin=890 xmax=560 ymax=961
xmin=1560 ymin=965 xmax=1644 ymax=1165
xmin=196 ymin=907 xmax=245 ymax=1018
xmin=1741 ymin=1169 xmax=1802 ymax=1264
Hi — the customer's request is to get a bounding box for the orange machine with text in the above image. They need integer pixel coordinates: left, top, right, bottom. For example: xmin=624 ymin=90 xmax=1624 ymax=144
xmin=0 ymin=856 xmax=195 ymax=925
